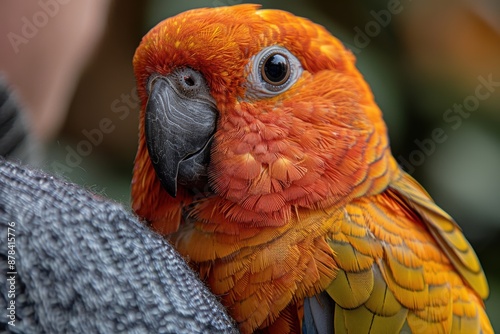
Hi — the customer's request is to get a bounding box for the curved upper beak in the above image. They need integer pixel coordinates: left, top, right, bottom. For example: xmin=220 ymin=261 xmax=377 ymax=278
xmin=145 ymin=68 xmax=217 ymax=197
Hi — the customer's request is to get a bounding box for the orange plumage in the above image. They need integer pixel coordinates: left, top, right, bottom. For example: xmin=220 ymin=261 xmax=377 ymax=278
xmin=131 ymin=4 xmax=492 ymax=333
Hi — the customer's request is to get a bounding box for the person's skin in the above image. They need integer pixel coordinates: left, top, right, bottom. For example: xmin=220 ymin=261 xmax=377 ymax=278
xmin=0 ymin=0 xmax=111 ymax=143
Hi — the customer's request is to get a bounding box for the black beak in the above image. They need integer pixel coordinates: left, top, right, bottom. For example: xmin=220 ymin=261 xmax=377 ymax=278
xmin=145 ymin=68 xmax=217 ymax=197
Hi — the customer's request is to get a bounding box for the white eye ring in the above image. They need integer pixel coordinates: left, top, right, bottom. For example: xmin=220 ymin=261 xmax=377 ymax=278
xmin=245 ymin=46 xmax=302 ymax=99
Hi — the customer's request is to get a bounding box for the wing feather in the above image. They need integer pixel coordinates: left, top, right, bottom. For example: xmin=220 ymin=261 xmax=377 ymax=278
xmin=390 ymin=173 xmax=488 ymax=298
xmin=325 ymin=171 xmax=492 ymax=333
xmin=326 ymin=268 xmax=373 ymax=309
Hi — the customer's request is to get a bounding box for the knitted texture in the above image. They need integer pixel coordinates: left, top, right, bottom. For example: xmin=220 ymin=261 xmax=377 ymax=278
xmin=0 ymin=159 xmax=237 ymax=333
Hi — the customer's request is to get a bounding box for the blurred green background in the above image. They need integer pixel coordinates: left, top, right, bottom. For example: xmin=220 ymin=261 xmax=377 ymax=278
xmin=2 ymin=0 xmax=499 ymax=330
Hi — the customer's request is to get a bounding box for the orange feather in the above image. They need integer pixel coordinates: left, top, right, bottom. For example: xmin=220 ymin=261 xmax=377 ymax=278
xmin=131 ymin=4 xmax=492 ymax=333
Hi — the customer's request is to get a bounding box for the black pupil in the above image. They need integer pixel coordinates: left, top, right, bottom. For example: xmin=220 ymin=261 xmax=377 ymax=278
xmin=264 ymin=54 xmax=288 ymax=84
xmin=184 ymin=76 xmax=195 ymax=86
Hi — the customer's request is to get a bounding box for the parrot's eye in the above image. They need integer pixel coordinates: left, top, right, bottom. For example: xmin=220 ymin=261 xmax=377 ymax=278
xmin=245 ymin=46 xmax=302 ymax=99
xmin=261 ymin=53 xmax=290 ymax=86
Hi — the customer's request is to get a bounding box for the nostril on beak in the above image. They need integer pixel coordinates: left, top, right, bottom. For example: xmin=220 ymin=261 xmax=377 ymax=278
xmin=177 ymin=68 xmax=205 ymax=92
xmin=154 ymin=67 xmax=213 ymax=102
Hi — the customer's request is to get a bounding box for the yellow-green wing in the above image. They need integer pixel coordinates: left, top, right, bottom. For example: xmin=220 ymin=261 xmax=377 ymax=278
xmin=325 ymin=172 xmax=492 ymax=333
xmin=390 ymin=172 xmax=489 ymax=299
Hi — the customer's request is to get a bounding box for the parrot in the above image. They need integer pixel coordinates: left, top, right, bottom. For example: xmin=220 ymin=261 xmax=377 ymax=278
xmin=131 ymin=4 xmax=493 ymax=333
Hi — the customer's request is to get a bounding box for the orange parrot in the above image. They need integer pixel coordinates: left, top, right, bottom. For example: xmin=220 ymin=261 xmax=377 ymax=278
xmin=131 ymin=4 xmax=492 ymax=333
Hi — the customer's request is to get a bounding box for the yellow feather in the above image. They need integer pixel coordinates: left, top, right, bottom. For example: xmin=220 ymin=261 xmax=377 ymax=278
xmin=451 ymin=313 xmax=480 ymax=334
xmin=407 ymin=284 xmax=453 ymax=333
xmin=333 ymin=305 xmax=348 ymax=334
xmin=385 ymin=246 xmax=426 ymax=291
xmin=390 ymin=173 xmax=489 ymax=299
xmin=342 ymin=304 xmax=407 ymax=334
xmin=326 ymin=268 xmax=373 ymax=309
xmin=377 ymin=259 xmax=429 ymax=311
xmin=364 ymin=265 xmax=403 ymax=316
xmin=328 ymin=240 xmax=374 ymax=272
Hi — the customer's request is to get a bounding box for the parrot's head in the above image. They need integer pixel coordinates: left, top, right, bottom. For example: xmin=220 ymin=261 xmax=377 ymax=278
xmin=132 ymin=4 xmax=394 ymax=233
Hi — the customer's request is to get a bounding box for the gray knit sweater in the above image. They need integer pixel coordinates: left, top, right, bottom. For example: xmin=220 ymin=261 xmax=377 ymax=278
xmin=0 ymin=159 xmax=237 ymax=333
